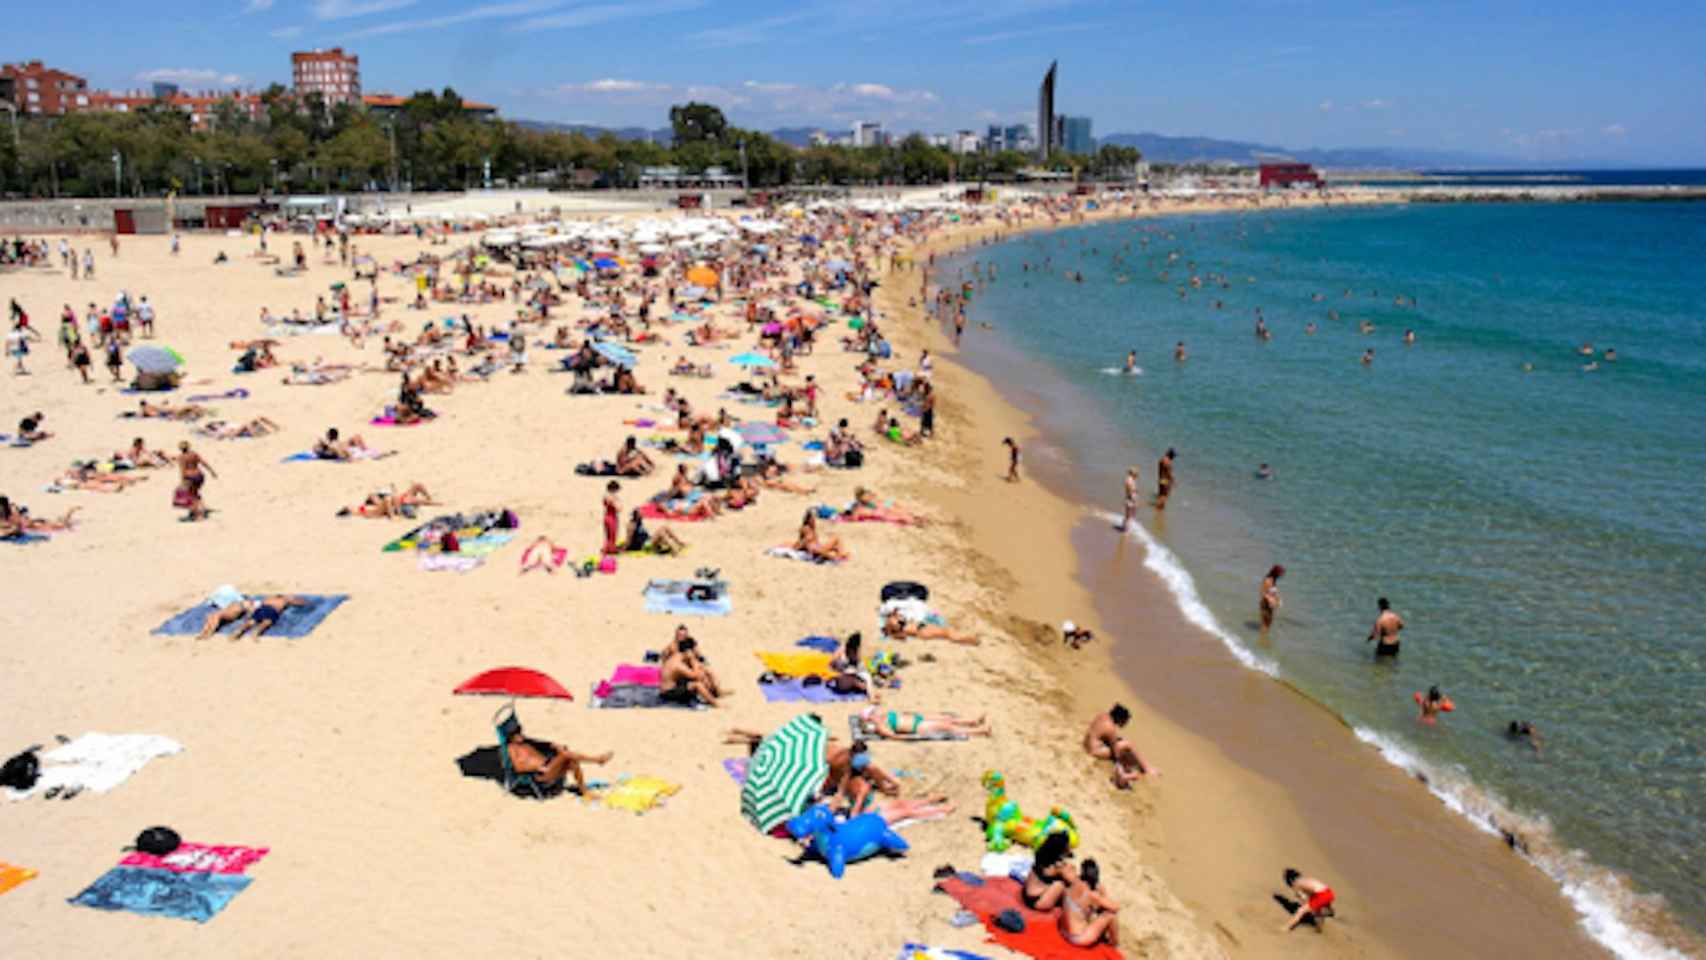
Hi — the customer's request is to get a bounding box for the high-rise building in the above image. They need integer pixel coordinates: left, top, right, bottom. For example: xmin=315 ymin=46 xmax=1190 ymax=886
xmin=151 ymin=81 xmax=180 ymax=100
xmin=951 ymin=130 xmax=982 ymax=155
xmin=851 ymin=120 xmax=884 ymax=148
xmin=291 ymin=47 xmax=361 ymax=107
xmin=0 ymin=60 xmax=90 ymax=116
xmin=1061 ymin=115 xmax=1094 ymax=155
xmin=984 ymin=124 xmax=1032 ymax=154
xmin=1036 ymin=60 xmax=1057 ymax=161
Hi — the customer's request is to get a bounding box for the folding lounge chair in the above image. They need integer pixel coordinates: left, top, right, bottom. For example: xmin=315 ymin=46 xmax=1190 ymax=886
xmin=493 ymin=701 xmax=555 ymax=800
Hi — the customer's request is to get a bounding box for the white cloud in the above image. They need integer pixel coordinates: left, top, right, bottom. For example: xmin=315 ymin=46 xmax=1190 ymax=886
xmin=345 ymin=0 xmax=558 ymax=38
xmin=136 ymin=68 xmax=245 ymax=88
xmin=520 ymin=0 xmax=703 ymax=30
xmin=243 ymin=0 xmax=274 ymax=12
xmin=312 ymin=0 xmax=417 ymax=21
xmin=1601 ymin=123 xmax=1628 ymax=138
xmin=269 ymin=24 xmax=304 ymax=38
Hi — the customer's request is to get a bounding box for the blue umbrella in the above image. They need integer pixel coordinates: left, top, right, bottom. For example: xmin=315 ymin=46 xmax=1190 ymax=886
xmin=593 ymin=257 xmax=619 ymax=270
xmin=750 ymin=243 xmax=770 ymax=254
xmin=593 ymin=341 xmax=637 ymax=368
xmin=729 ymin=351 xmax=776 ymax=369
xmin=800 ymin=234 xmax=819 ymax=245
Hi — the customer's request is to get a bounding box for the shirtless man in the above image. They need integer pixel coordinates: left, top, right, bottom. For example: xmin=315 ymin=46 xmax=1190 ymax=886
xmin=1366 ymin=597 xmax=1404 ymax=658
xmin=175 ymin=441 xmax=215 ymax=521
xmin=231 ymin=594 xmax=309 ymax=640
xmin=1156 ymin=448 xmax=1175 ymax=510
xmin=1123 ymin=350 xmax=1137 ymax=374
xmin=1084 ymin=704 xmax=1158 ymax=787
xmin=1280 ymin=868 xmax=1336 ymax=932
xmin=506 ymin=723 xmax=611 ymax=794
xmin=659 ymin=636 xmax=723 ymax=707
xmin=1119 ymin=467 xmax=1139 ymax=531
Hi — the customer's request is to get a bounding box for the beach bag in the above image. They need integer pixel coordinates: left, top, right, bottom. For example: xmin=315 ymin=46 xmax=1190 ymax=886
xmin=843 ymin=449 xmax=863 ymax=469
xmin=133 ymin=826 xmax=181 ymax=856
xmin=498 ymin=509 xmax=519 ymax=529
xmin=598 ymin=556 xmax=617 ymax=574
xmin=171 ymin=483 xmax=195 ymax=509
xmin=0 ymin=749 xmax=39 ymax=790
xmin=881 ymin=581 xmax=929 ymax=603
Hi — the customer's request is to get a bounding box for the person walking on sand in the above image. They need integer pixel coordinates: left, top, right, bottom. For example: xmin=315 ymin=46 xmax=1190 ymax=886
xmin=174 ymin=440 xmax=215 ymax=521
xmin=1156 ymin=448 xmax=1176 ymax=510
xmin=1004 ymin=437 xmax=1021 ymax=482
xmin=1280 ymin=868 xmax=1335 ymax=932
xmin=1367 ymin=597 xmax=1404 ymax=658
xmin=1119 ymin=467 xmax=1139 ymax=531
xmin=1260 ymin=565 xmax=1285 ymax=631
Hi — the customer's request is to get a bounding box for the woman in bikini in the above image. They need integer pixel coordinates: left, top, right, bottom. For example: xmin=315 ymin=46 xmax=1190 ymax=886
xmin=1059 ymin=859 xmax=1120 ymax=947
xmin=882 ymin=609 xmax=978 ymax=646
xmin=1259 ymin=564 xmax=1285 ymax=631
xmin=624 ymin=509 xmax=685 ymax=555
xmin=844 ymin=486 xmax=925 ymax=525
xmin=341 ymin=483 xmax=435 ymax=518
xmin=1022 ymin=831 xmax=1072 ymax=911
xmin=796 ymin=510 xmax=849 ymax=562
xmin=856 ymin=705 xmax=990 ymax=740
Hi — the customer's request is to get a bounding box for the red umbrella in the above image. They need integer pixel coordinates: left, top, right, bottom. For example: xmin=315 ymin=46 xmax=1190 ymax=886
xmin=454 ymin=667 xmax=573 ymax=700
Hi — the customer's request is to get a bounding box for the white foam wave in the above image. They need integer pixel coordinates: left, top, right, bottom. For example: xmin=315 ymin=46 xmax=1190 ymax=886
xmin=1100 ymin=506 xmax=1695 ymax=960
xmin=1352 ymin=725 xmax=1696 ymax=960
xmin=1101 ymin=510 xmax=1278 ymax=676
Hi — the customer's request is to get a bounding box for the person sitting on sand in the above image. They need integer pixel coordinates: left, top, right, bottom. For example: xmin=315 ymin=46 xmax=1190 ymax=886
xmin=659 ymin=636 xmax=722 ymax=707
xmin=1280 ymin=868 xmax=1335 ymax=931
xmin=505 ymin=720 xmax=612 ymax=794
xmin=614 ymin=436 xmax=655 ymax=477
xmin=854 ymin=705 xmax=989 ymax=740
xmin=313 ymin=427 xmax=371 ymax=461
xmin=1084 ymin=703 xmax=1159 ymax=786
xmin=844 ymin=486 xmax=925 ymax=525
xmin=1060 ymin=858 xmax=1120 ymax=947
xmin=230 ymin=594 xmax=308 ymax=640
xmin=830 ymin=742 xmax=955 ymax=825
xmin=796 ymin=510 xmax=849 ymax=562
xmin=1062 ymin=620 xmax=1095 ymax=649
xmin=17 ymin=412 xmax=51 ymax=443
xmin=624 ymin=509 xmax=685 ymax=555
xmin=1023 ymin=831 xmax=1073 ymax=911
xmin=882 ymin=608 xmax=978 ymax=646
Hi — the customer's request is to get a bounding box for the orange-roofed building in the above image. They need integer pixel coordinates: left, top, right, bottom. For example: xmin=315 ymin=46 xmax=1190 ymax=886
xmin=361 ymin=92 xmax=497 ymax=121
xmin=1 ymin=60 xmax=91 ymax=116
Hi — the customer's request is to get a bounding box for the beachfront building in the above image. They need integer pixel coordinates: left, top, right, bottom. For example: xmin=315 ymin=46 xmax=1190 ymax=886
xmin=1061 ymin=115 xmax=1094 ymax=155
xmin=1037 ymin=60 xmax=1057 ymax=162
xmin=0 ymin=60 xmax=90 ymax=116
xmin=852 ymin=121 xmax=886 ymax=148
xmin=1258 ymin=161 xmax=1322 ymax=189
xmin=292 ymin=48 xmax=361 ymax=107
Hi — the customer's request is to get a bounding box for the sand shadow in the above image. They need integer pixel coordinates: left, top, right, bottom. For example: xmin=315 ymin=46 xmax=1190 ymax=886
xmin=1272 ymin=893 xmax=1324 ymax=930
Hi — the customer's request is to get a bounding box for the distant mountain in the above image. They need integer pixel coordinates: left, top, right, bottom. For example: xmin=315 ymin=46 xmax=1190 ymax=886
xmin=513 ymin=120 xmax=671 ymax=143
xmin=768 ymin=127 xmax=823 ymax=148
xmin=1097 ymin=132 xmax=1513 ymax=170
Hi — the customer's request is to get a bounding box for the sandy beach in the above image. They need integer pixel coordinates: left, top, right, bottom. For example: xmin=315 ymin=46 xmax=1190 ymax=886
xmin=0 ymin=187 xmax=1607 ymax=959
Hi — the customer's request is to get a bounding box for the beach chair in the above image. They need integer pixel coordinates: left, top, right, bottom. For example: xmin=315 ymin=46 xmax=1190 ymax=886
xmin=493 ymin=702 xmax=553 ymax=800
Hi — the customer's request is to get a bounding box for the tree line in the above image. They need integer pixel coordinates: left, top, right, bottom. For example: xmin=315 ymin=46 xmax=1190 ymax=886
xmin=0 ymin=94 xmax=1141 ymax=198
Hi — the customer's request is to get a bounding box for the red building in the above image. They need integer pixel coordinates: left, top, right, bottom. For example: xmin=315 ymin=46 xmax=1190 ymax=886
xmin=1259 ymin=162 xmax=1322 ymax=189
xmin=292 ymin=47 xmax=360 ymax=106
xmin=86 ymin=89 xmax=263 ymax=131
xmin=0 ymin=60 xmax=91 ymax=116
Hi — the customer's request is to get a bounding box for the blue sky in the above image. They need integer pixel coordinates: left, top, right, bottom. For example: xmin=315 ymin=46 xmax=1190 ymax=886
xmin=18 ymin=0 xmax=1706 ymax=163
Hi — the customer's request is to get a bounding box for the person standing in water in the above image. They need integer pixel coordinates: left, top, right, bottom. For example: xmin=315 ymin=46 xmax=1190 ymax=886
xmin=1123 ymin=350 xmax=1137 ymax=374
xmin=1259 ymin=565 xmax=1285 ymax=631
xmin=1156 ymin=448 xmax=1175 ymax=510
xmin=1119 ymin=467 xmax=1139 ymax=531
xmin=1367 ymin=597 xmax=1404 ymax=658
xmin=1174 ymin=341 xmax=1187 ymax=362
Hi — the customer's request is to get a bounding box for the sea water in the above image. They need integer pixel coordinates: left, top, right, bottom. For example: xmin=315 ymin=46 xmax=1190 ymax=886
xmin=941 ymin=202 xmax=1706 ymax=958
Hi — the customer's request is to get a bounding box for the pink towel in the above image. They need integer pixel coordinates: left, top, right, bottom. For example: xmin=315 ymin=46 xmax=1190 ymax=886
xmin=610 ymin=664 xmax=661 ymax=686
xmin=120 ymin=843 xmax=269 ymax=875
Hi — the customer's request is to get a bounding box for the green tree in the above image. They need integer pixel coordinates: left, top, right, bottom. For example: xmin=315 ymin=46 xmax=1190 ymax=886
xmin=669 ymin=102 xmax=727 ymax=145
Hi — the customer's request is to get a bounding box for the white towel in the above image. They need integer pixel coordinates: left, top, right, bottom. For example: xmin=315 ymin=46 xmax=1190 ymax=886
xmin=4 ymin=733 xmax=183 ymax=801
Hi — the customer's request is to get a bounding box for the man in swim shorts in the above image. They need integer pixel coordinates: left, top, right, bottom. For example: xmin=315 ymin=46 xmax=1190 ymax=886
xmin=1084 ymin=704 xmax=1159 ymax=787
xmin=1366 ymin=597 xmax=1404 ymax=658
xmin=1281 ymin=868 xmax=1336 ymax=931
xmin=1156 ymin=448 xmax=1175 ymax=510
xmin=231 ymin=594 xmax=308 ymax=640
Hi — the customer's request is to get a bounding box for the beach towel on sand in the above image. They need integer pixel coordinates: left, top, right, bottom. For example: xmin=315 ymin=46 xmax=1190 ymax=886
xmin=152 ymin=594 xmax=347 ymax=638
xmin=598 ymin=776 xmax=680 ymax=814
xmin=4 ymin=733 xmax=183 ymax=802
xmin=759 ymin=677 xmax=866 ymax=704
xmin=0 ymin=861 xmax=39 ymax=895
xmin=755 ymin=651 xmax=837 ymax=679
xmin=796 ymin=635 xmax=840 ymax=653
xmin=590 ymin=684 xmax=705 ymax=710
xmin=935 ymin=876 xmax=1122 ymax=960
xmin=642 ymin=580 xmax=730 ymax=617
xmin=69 ymin=866 xmax=251 ymax=923
xmin=896 ymin=946 xmax=993 ymax=960
xmin=121 ymin=843 xmax=268 ymax=875
xmin=722 ymin=757 xmax=749 ymax=784
xmin=766 ymin=546 xmax=840 ymax=565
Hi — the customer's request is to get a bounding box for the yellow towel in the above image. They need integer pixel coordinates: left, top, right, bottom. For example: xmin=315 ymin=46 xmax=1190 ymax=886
xmin=601 ymin=776 xmax=680 ymax=814
xmin=755 ymin=651 xmax=837 ymax=679
xmin=0 ymin=862 xmax=38 ymax=895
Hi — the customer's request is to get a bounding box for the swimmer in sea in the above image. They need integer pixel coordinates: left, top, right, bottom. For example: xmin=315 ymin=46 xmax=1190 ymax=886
xmin=1361 ymin=348 xmax=1375 ymax=366
xmin=1305 ymin=322 xmax=1317 ymax=335
xmin=1578 ymin=343 xmax=1595 ymax=356
xmin=1403 ymin=329 xmax=1416 ymax=346
xmin=1603 ymin=348 xmax=1617 ymax=362
xmin=1174 ymin=341 xmax=1187 ymax=362
xmin=1415 ymin=685 xmax=1453 ymax=724
xmin=1156 ymin=448 xmax=1175 ymax=510
xmin=1124 ymin=350 xmax=1137 ymax=374
xmin=1507 ymin=721 xmax=1544 ymax=756
xmin=1256 ymin=463 xmax=1273 ymax=480
xmin=1367 ymin=597 xmax=1404 ymax=657
xmin=1522 ymin=362 xmax=1535 ymax=373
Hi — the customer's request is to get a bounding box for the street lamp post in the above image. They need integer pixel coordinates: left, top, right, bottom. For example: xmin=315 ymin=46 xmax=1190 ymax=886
xmin=111 ymin=150 xmax=122 ymax=198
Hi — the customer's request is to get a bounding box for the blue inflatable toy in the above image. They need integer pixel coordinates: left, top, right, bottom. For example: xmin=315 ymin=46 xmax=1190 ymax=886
xmin=785 ymin=804 xmax=909 ymax=878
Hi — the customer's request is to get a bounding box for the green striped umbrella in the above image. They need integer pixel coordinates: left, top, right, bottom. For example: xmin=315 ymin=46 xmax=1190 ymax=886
xmin=740 ymin=714 xmax=828 ymax=833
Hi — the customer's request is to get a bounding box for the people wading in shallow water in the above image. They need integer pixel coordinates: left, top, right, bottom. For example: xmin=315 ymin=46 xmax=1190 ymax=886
xmin=1367 ymin=597 xmax=1404 ymax=658
xmin=1259 ymin=565 xmax=1285 ymax=631
xmin=1156 ymin=448 xmax=1175 ymax=510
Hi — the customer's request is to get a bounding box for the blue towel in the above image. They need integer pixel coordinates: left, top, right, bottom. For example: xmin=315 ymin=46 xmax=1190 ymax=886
xmin=796 ymin=635 xmax=840 ymax=652
xmin=758 ymin=678 xmax=865 ymax=704
xmin=642 ymin=590 xmax=731 ymax=617
xmin=281 ymin=452 xmax=318 ymax=462
xmin=152 ymin=594 xmax=348 ymax=638
xmin=69 ymin=867 xmax=252 ymax=924
xmin=2 ymin=532 xmax=48 ymax=545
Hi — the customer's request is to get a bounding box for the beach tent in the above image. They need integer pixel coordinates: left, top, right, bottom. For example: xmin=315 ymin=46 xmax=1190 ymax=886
xmin=740 ymin=714 xmax=828 ymax=833
xmin=454 ymin=667 xmax=573 ymax=700
xmin=686 ymin=266 xmax=719 ymax=287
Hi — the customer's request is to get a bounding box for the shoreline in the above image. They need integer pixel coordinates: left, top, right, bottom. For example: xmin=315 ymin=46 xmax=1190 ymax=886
xmin=877 ymin=196 xmax=1624 ymax=958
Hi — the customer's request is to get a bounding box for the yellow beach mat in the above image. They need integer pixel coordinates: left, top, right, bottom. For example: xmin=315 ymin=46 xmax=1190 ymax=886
xmin=0 ymin=861 xmax=39 ymax=895
xmin=600 ymin=776 xmax=681 ymax=814
xmin=755 ymin=651 xmax=837 ymax=679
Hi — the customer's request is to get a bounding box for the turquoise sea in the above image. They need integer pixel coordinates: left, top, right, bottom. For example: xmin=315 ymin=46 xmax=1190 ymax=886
xmin=943 ymin=202 xmax=1706 ymax=958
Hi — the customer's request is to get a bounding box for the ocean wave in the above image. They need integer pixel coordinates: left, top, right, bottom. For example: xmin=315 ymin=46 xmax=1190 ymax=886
xmin=1100 ymin=505 xmax=1696 ymax=960
xmin=1100 ymin=510 xmax=1278 ymax=676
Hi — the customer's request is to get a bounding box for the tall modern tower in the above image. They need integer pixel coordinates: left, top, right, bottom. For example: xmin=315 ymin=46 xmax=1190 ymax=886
xmin=1037 ymin=60 xmax=1057 ymax=163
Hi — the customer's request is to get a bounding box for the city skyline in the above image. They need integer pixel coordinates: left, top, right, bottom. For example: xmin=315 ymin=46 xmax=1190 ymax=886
xmin=8 ymin=0 xmax=1705 ymax=165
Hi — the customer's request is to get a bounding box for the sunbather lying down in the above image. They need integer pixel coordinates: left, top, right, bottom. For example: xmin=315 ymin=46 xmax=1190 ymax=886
xmin=199 ymin=417 xmax=281 ymax=440
xmin=883 ymin=609 xmax=979 ymax=646
xmin=855 ymin=706 xmax=990 ymax=740
xmin=506 ymin=723 xmax=611 ymax=794
xmin=337 ymin=483 xmax=435 ymax=518
xmin=197 ymin=594 xmax=308 ymax=640
xmin=127 ymin=399 xmax=207 ymax=421
xmin=52 ymin=463 xmax=148 ymax=493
